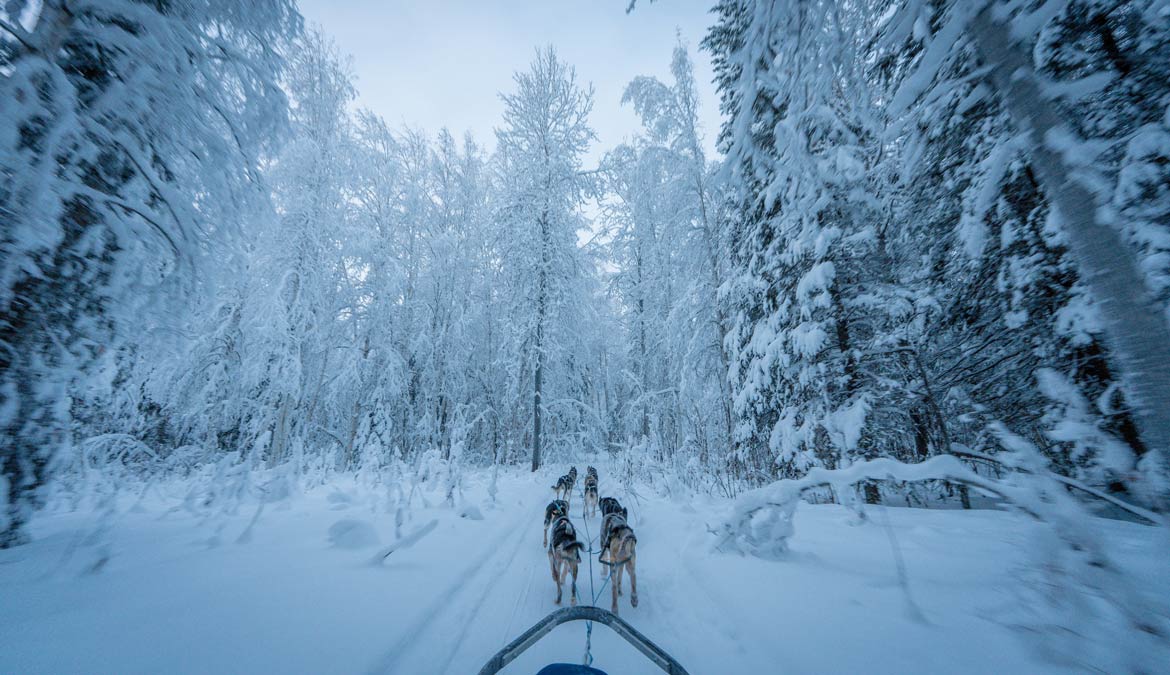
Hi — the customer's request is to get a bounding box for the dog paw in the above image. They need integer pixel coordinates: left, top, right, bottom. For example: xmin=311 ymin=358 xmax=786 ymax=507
xmin=631 ymin=595 xmax=638 ymax=607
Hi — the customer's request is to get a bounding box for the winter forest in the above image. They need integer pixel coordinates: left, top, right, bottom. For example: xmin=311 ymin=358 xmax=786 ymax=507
xmin=2 ymin=0 xmax=1169 ymax=673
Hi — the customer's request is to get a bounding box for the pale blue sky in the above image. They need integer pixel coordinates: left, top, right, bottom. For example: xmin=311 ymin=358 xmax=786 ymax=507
xmin=296 ymin=0 xmax=722 ymax=163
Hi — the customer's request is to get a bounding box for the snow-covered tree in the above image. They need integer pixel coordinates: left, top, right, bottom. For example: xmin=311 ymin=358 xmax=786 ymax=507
xmin=0 ymin=0 xmax=299 ymax=547
xmin=494 ymin=47 xmax=598 ymax=471
xmin=878 ymin=0 xmax=1170 ymax=506
xmin=607 ymin=42 xmax=736 ymax=486
xmin=241 ymin=30 xmax=357 ymax=470
xmin=700 ymin=0 xmax=1170 ymax=665
xmin=705 ymin=1 xmax=900 ymax=491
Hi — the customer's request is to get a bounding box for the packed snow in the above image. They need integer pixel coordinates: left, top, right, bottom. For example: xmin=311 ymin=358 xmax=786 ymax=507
xmin=1 ymin=465 xmax=1164 ymax=674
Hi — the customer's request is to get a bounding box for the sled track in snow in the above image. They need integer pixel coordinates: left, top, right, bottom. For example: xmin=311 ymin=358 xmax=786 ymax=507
xmin=502 ymin=552 xmax=538 ymax=643
xmin=433 ymin=519 xmax=534 ymax=675
xmin=680 ymin=552 xmax=736 ymax=628
xmin=365 ymin=508 xmax=532 ymax=675
xmin=677 ymin=542 xmax=785 ymax=664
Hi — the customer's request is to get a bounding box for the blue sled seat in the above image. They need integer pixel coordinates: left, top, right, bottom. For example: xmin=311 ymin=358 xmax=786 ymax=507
xmin=536 ymin=665 xmax=608 ymax=675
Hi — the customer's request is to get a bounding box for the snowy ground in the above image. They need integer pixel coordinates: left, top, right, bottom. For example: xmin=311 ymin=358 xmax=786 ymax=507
xmin=1 ymin=466 xmax=1163 ymax=674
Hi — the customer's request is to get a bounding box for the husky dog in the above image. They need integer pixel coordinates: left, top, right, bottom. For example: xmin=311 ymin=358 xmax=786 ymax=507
xmin=603 ymin=514 xmax=637 ymax=614
xmin=599 ymin=497 xmax=628 ymax=557
xmin=583 ymin=473 xmax=599 ymax=518
xmin=586 ymin=466 xmax=598 ymax=481
xmin=547 ymin=515 xmax=584 ymax=606
xmin=552 ymin=474 xmax=572 ymax=502
xmin=552 ymin=466 xmax=578 ymax=502
xmin=542 ymin=499 xmax=569 ymax=547
xmin=599 ymin=496 xmax=622 ymax=520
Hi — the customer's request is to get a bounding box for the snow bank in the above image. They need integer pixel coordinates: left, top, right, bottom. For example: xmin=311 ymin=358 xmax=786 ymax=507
xmin=715 ymin=445 xmax=1170 ymax=674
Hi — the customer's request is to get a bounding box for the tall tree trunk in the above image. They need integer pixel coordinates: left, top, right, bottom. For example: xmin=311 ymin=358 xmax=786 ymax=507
xmin=533 ymin=300 xmax=545 ymax=473
xmin=637 ymin=248 xmax=650 ymax=440
xmin=695 ymin=165 xmax=735 ymax=451
xmin=269 ymin=396 xmax=292 ymax=468
xmin=532 ymin=212 xmax=549 ymax=473
xmin=344 ymin=400 xmax=361 ymax=469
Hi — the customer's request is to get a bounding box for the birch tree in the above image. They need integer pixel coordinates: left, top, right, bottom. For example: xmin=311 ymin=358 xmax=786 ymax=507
xmin=495 ymin=47 xmax=596 ymax=471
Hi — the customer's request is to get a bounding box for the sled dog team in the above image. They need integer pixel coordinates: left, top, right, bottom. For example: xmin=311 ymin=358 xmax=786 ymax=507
xmin=544 ymin=465 xmax=638 ymax=614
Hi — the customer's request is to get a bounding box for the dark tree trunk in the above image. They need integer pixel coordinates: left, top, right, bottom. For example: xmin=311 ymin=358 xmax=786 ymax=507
xmin=532 ymin=213 xmax=549 ymax=473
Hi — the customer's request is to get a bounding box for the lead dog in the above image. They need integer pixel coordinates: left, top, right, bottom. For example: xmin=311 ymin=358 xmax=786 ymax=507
xmin=552 ymin=467 xmax=578 ymax=503
xmin=547 ymin=515 xmax=584 ymax=605
xmin=542 ymin=499 xmax=569 ymax=547
xmin=583 ymin=471 xmax=599 ymax=517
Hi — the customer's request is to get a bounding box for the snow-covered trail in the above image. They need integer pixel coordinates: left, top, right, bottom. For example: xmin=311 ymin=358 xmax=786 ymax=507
xmin=356 ymin=472 xmax=761 ymax=674
xmin=1 ymin=467 xmax=1163 ymax=674
xmin=363 ymin=474 xmax=701 ymax=675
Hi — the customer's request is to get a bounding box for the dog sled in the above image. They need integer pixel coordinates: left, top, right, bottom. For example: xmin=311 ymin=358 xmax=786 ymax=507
xmin=477 ymin=606 xmax=690 ymax=675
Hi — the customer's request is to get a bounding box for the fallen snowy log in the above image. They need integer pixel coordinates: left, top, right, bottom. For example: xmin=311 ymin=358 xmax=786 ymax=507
xmin=713 ymin=455 xmax=1017 ymax=558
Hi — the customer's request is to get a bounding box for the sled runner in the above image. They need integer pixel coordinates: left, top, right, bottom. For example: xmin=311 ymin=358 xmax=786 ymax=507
xmin=476 ymin=606 xmax=690 ymax=675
